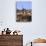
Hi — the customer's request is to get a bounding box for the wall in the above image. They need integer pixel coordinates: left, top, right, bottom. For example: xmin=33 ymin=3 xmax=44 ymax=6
xmin=0 ymin=0 xmax=46 ymax=46
xmin=32 ymin=0 xmax=46 ymax=39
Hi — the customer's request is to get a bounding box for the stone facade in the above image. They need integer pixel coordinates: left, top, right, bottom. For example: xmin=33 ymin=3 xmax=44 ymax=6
xmin=0 ymin=35 xmax=23 ymax=46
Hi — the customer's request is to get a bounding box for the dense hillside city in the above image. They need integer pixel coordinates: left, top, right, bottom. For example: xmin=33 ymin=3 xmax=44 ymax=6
xmin=16 ymin=8 xmax=32 ymax=22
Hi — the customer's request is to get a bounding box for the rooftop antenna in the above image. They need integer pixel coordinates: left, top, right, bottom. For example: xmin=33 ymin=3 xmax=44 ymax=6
xmin=22 ymin=4 xmax=24 ymax=14
xmin=22 ymin=4 xmax=23 ymax=9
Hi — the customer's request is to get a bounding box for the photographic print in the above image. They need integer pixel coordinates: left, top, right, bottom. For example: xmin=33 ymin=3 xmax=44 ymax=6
xmin=16 ymin=1 xmax=32 ymax=22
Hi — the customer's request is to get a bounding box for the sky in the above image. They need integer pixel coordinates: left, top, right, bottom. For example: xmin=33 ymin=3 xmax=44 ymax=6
xmin=16 ymin=1 xmax=32 ymax=9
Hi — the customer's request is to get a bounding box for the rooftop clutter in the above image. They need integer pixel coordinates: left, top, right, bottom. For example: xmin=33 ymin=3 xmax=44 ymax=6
xmin=1 ymin=28 xmax=22 ymax=35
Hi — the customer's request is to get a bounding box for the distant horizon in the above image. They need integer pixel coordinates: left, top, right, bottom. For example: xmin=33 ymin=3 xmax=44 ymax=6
xmin=16 ymin=1 xmax=32 ymax=9
xmin=16 ymin=8 xmax=32 ymax=10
